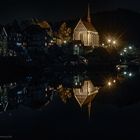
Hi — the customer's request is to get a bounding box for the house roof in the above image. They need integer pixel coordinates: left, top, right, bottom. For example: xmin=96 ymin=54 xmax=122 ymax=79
xmin=73 ymin=80 xmax=99 ymax=107
xmin=82 ymin=20 xmax=97 ymax=32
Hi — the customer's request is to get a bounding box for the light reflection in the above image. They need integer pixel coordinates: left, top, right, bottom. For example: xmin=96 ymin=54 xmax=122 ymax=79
xmin=107 ymin=81 xmax=112 ymax=87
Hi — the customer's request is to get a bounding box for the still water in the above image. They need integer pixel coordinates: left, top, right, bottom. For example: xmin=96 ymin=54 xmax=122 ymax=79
xmin=0 ymin=67 xmax=140 ymax=139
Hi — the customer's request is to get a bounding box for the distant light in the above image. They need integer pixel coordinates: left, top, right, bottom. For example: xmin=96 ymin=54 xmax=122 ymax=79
xmin=75 ymin=44 xmax=78 ymax=47
xmin=107 ymin=39 xmax=111 ymax=43
xmin=108 ymin=81 xmax=112 ymax=86
xmin=124 ymin=71 xmax=127 ymax=75
xmin=75 ymin=82 xmax=78 ymax=86
xmin=124 ymin=49 xmax=127 ymax=52
xmin=16 ymin=42 xmax=22 ymax=46
xmin=102 ymin=43 xmax=105 ymax=46
xmin=129 ymin=46 xmax=132 ymax=50
xmin=113 ymin=80 xmax=116 ymax=83
xmin=64 ymin=40 xmax=67 ymax=44
xmin=129 ymin=72 xmax=132 ymax=77
xmin=117 ymin=67 xmax=120 ymax=70
xmin=120 ymin=53 xmax=123 ymax=56
xmin=113 ymin=41 xmax=116 ymax=44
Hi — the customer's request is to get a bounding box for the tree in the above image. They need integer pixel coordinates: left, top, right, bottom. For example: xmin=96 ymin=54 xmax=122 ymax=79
xmin=57 ymin=22 xmax=72 ymax=44
xmin=37 ymin=21 xmax=53 ymax=37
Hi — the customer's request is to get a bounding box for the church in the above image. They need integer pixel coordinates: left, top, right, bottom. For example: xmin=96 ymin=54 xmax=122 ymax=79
xmin=73 ymin=5 xmax=99 ymax=48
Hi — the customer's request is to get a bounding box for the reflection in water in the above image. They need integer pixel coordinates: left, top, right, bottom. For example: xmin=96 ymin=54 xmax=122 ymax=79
xmin=73 ymin=80 xmax=99 ymax=117
xmin=0 ymin=65 xmax=139 ymax=117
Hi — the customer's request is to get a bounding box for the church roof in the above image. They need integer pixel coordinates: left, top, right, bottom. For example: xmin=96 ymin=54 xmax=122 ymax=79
xmin=82 ymin=20 xmax=97 ymax=32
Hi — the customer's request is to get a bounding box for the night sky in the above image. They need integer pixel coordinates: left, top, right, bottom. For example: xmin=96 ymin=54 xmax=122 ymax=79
xmin=0 ymin=0 xmax=140 ymax=24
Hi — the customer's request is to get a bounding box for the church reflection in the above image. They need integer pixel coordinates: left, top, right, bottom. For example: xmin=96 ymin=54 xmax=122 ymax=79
xmin=0 ymin=70 xmax=127 ymax=117
xmin=73 ymin=79 xmax=99 ymax=117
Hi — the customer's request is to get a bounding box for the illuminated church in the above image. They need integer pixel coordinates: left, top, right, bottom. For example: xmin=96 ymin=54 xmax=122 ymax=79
xmin=73 ymin=5 xmax=99 ymax=48
xmin=73 ymin=80 xmax=99 ymax=118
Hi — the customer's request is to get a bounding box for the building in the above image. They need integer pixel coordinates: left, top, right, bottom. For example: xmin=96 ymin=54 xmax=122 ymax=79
xmin=73 ymin=5 xmax=99 ymax=48
xmin=62 ymin=40 xmax=84 ymax=56
xmin=0 ymin=26 xmax=7 ymax=56
xmin=24 ymin=24 xmax=52 ymax=50
xmin=73 ymin=80 xmax=99 ymax=117
xmin=5 ymin=22 xmax=24 ymax=56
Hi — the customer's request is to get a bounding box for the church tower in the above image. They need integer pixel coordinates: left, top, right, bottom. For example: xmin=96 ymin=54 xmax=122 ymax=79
xmin=73 ymin=4 xmax=99 ymax=48
xmin=87 ymin=3 xmax=91 ymax=23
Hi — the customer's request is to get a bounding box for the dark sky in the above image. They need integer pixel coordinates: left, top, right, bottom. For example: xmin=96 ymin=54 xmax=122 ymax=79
xmin=0 ymin=0 xmax=140 ymax=24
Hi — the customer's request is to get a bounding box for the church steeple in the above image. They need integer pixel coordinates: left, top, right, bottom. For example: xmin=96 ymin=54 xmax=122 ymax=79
xmin=87 ymin=3 xmax=91 ymax=23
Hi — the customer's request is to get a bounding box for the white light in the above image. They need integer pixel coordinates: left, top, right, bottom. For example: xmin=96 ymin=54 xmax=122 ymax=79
xmin=102 ymin=43 xmax=105 ymax=46
xmin=124 ymin=71 xmax=127 ymax=75
xmin=129 ymin=73 xmax=132 ymax=77
xmin=129 ymin=46 xmax=132 ymax=49
xmin=75 ymin=44 xmax=78 ymax=47
xmin=16 ymin=42 xmax=22 ymax=46
xmin=64 ymin=40 xmax=67 ymax=44
xmin=117 ymin=67 xmax=120 ymax=70
xmin=124 ymin=49 xmax=127 ymax=52
xmin=120 ymin=53 xmax=123 ymax=56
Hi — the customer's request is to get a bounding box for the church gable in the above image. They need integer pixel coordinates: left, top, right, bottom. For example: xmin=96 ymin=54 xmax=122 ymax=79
xmin=74 ymin=20 xmax=87 ymax=32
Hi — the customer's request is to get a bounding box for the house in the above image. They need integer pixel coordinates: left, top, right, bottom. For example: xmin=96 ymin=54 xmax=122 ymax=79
xmin=5 ymin=22 xmax=23 ymax=56
xmin=24 ymin=24 xmax=52 ymax=50
xmin=73 ymin=5 xmax=99 ymax=48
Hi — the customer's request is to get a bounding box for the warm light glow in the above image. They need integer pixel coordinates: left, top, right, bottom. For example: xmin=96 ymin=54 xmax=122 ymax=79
xmin=113 ymin=80 xmax=116 ymax=83
xmin=64 ymin=40 xmax=67 ymax=44
xmin=102 ymin=43 xmax=105 ymax=46
xmin=108 ymin=81 xmax=112 ymax=86
xmin=107 ymin=39 xmax=111 ymax=43
xmin=113 ymin=41 xmax=116 ymax=44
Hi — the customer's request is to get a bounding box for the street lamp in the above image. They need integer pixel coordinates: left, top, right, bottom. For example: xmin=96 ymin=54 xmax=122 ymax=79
xmin=107 ymin=39 xmax=111 ymax=47
xmin=107 ymin=39 xmax=111 ymax=43
xmin=113 ymin=41 xmax=116 ymax=45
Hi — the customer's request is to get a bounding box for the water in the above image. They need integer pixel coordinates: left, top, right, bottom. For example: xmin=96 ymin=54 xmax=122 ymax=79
xmin=0 ymin=67 xmax=140 ymax=140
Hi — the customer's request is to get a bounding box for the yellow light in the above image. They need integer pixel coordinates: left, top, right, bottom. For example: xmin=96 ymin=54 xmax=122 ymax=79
xmin=113 ymin=41 xmax=116 ymax=44
xmin=108 ymin=39 xmax=111 ymax=43
xmin=113 ymin=80 xmax=116 ymax=83
xmin=108 ymin=81 xmax=112 ymax=86
xmin=64 ymin=40 xmax=67 ymax=44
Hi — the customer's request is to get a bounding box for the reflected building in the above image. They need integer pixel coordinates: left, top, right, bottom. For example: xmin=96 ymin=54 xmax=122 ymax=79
xmin=73 ymin=80 xmax=99 ymax=117
xmin=0 ymin=85 xmax=8 ymax=112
